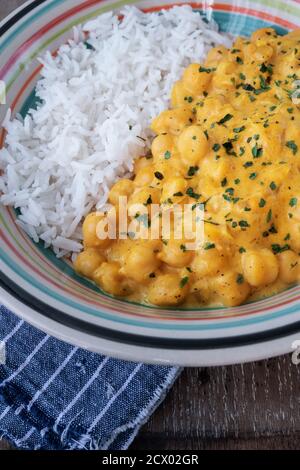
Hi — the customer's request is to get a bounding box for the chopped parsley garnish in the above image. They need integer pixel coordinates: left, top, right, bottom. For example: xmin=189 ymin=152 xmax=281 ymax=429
xmin=154 ymin=171 xmax=164 ymax=180
xmin=266 ymin=209 xmax=272 ymax=223
xmin=187 ymin=166 xmax=199 ymax=177
xmin=252 ymin=144 xmax=263 ymax=158
xmin=243 ymin=83 xmax=256 ymax=92
xmin=217 ymin=113 xmax=233 ymax=125
xmin=269 ymin=181 xmax=277 ymax=191
xmin=260 ymin=63 xmax=273 ymax=74
xmin=212 ymin=143 xmax=221 ymax=152
xmin=286 ymin=141 xmax=298 ymax=155
xmin=236 ymin=273 xmax=245 ymax=284
xmin=259 ymin=198 xmax=266 ymax=208
xmin=249 ymin=172 xmax=257 ymax=180
xmin=243 ymin=161 xmax=253 ymax=168
xmin=271 ymin=244 xmax=290 ymax=254
xmin=199 ymin=66 xmax=216 ymax=73
xmin=239 ymin=220 xmax=250 ymax=228
xmin=225 ymin=187 xmax=234 ymax=195
xmin=289 ymin=197 xmax=298 ymax=207
xmin=239 ymin=247 xmax=246 ymax=253
xmin=180 ymin=276 xmax=189 ymax=288
xmin=221 ymin=177 xmax=228 ymax=187
xmin=233 ymin=126 xmax=246 ymax=133
xmin=204 ymin=242 xmax=216 ymax=250
xmin=164 ymin=150 xmax=171 ymax=159
xmin=223 ymin=140 xmax=236 ymax=155
xmin=144 ymin=195 xmax=152 ymax=206
xmin=186 ymin=187 xmax=200 ymax=200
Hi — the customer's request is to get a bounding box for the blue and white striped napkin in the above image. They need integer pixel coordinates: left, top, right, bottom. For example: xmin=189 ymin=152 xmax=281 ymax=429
xmin=0 ymin=306 xmax=180 ymax=450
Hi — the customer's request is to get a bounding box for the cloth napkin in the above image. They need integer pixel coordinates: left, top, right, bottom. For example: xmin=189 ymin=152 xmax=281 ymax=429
xmin=0 ymin=305 xmax=180 ymax=450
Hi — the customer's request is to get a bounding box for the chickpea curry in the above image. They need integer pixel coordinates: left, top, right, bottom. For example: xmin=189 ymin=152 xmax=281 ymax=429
xmin=75 ymin=28 xmax=300 ymax=308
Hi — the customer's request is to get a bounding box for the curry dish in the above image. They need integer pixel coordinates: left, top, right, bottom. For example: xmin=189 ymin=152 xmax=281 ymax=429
xmin=75 ymin=28 xmax=300 ymax=308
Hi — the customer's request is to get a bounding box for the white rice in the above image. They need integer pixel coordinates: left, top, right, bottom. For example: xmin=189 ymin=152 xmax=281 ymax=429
xmin=0 ymin=5 xmax=232 ymax=257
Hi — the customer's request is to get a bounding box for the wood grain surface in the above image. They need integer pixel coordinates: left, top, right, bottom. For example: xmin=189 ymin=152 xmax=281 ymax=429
xmin=0 ymin=0 xmax=300 ymax=451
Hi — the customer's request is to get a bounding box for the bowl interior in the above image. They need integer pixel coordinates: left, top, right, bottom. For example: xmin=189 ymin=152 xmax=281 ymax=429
xmin=1 ymin=0 xmax=300 ymax=341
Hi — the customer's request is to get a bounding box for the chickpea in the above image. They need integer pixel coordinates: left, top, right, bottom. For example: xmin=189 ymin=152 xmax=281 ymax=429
xmin=151 ymin=108 xmax=194 ymax=136
xmin=148 ymin=273 xmax=189 ymax=306
xmin=134 ymin=156 xmax=153 ymax=174
xmin=151 ymin=134 xmax=175 ymax=161
xmin=201 ymin=156 xmax=231 ymax=184
xmin=128 ymin=187 xmax=161 ymax=217
xmin=214 ymin=271 xmax=251 ymax=307
xmin=161 ymin=177 xmax=187 ymax=203
xmin=242 ymin=249 xmax=279 ymax=287
xmin=192 ymin=247 xmax=227 ymax=277
xmin=171 ymin=81 xmax=193 ymax=108
xmin=177 ymin=125 xmax=209 ymax=166
xmin=191 ymin=278 xmax=213 ymax=304
xmin=121 ymin=241 xmax=161 ymax=283
xmin=182 ymin=63 xmax=212 ymax=94
xmin=204 ymin=46 xmax=228 ymax=68
xmin=74 ymin=248 xmax=106 ymax=279
xmin=134 ymin=165 xmax=154 ymax=187
xmin=251 ymin=28 xmax=276 ymax=43
xmin=93 ymin=262 xmax=130 ymax=296
xmin=109 ymin=179 xmax=134 ymax=206
xmin=158 ymin=239 xmax=194 ymax=268
xmin=278 ymin=250 xmax=300 ymax=284
xmin=82 ymin=212 xmax=112 ymax=248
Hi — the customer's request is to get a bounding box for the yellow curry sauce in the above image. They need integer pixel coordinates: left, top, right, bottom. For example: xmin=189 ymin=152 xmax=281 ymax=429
xmin=75 ymin=28 xmax=300 ymax=308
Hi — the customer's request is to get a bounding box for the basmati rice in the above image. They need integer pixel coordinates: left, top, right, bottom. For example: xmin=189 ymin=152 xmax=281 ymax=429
xmin=0 ymin=5 xmax=232 ymax=256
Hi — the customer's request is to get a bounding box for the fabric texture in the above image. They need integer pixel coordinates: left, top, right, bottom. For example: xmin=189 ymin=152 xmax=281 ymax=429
xmin=0 ymin=306 xmax=180 ymax=450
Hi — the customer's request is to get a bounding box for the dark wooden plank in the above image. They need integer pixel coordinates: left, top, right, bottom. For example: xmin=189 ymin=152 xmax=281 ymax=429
xmin=133 ymin=355 xmax=300 ymax=449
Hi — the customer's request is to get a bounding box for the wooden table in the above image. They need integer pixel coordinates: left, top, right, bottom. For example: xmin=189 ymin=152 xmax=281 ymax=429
xmin=1 ymin=0 xmax=300 ymax=451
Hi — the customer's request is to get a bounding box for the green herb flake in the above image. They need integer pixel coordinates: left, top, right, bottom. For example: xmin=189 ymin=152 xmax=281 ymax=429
xmin=186 ymin=187 xmax=200 ymax=200
xmin=233 ymin=126 xmax=246 ymax=133
xmin=199 ymin=66 xmax=216 ymax=73
xmin=266 ymin=209 xmax=272 ymax=223
xmin=217 ymin=113 xmax=233 ymax=125
xmin=289 ymin=197 xmax=298 ymax=207
xmin=154 ymin=171 xmax=164 ymax=180
xmin=271 ymin=244 xmax=290 ymax=254
xmin=259 ymin=198 xmax=266 ymax=208
xmin=252 ymin=144 xmax=263 ymax=158
xmin=180 ymin=276 xmax=189 ymax=288
xmin=204 ymin=242 xmax=216 ymax=250
xmin=187 ymin=166 xmax=199 ymax=177
xmin=286 ymin=141 xmax=298 ymax=155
